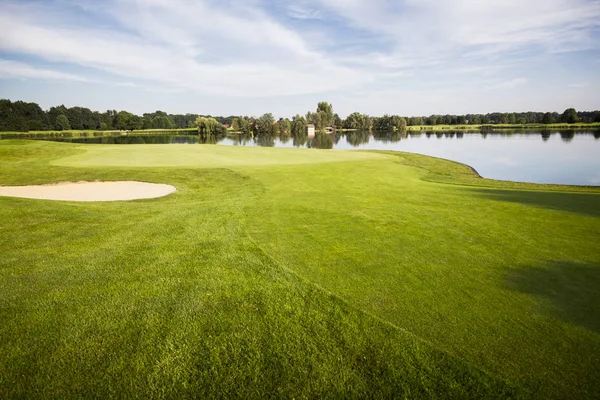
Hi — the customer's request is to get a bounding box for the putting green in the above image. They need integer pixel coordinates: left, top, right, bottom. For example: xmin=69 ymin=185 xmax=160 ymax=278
xmin=53 ymin=143 xmax=386 ymax=168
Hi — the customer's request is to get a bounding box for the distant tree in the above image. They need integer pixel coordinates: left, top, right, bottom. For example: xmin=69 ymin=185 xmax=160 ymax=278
xmin=255 ymin=113 xmax=275 ymax=135
xmin=291 ymin=115 xmax=307 ymax=137
xmin=469 ymin=115 xmax=481 ymax=125
xmin=129 ymin=114 xmax=143 ymax=130
xmin=231 ymin=118 xmax=240 ymax=131
xmin=344 ymin=112 xmax=371 ymax=130
xmin=397 ymin=117 xmax=407 ymax=131
xmin=116 ymin=111 xmax=131 ymax=130
xmin=277 ymin=118 xmax=290 ymax=135
xmin=316 ymin=101 xmax=334 ymax=128
xmin=238 ymin=117 xmax=251 ymax=134
xmin=151 ymin=115 xmax=174 ymax=129
xmin=594 ymin=111 xmax=600 ymax=123
xmin=55 ymin=114 xmax=71 ymax=131
xmin=373 ymin=115 xmax=406 ymax=131
xmin=409 ymin=116 xmax=423 ymax=126
xmin=142 ymin=118 xmax=152 ymax=130
xmin=542 ymin=112 xmax=554 ymax=124
xmin=311 ymin=112 xmax=323 ymax=132
xmin=561 ymin=108 xmax=579 ymax=123
xmin=333 ymin=113 xmax=342 ymax=128
xmin=194 ymin=116 xmax=226 ymax=135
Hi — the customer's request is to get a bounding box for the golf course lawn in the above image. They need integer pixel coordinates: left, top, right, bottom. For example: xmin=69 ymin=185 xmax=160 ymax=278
xmin=1 ymin=140 xmax=599 ymax=399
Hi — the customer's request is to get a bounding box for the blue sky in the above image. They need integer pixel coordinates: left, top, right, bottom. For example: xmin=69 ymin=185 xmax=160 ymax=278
xmin=1 ymin=0 xmax=599 ymax=117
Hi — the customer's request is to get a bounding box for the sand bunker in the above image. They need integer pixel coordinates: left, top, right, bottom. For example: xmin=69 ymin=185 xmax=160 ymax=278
xmin=0 ymin=181 xmax=176 ymax=202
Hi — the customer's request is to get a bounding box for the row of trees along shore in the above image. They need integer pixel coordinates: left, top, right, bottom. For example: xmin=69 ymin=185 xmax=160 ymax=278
xmin=1 ymin=98 xmax=599 ymax=133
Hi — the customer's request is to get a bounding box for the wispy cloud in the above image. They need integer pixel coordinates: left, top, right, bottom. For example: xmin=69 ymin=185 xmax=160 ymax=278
xmin=288 ymin=4 xmax=323 ymax=20
xmin=0 ymin=59 xmax=88 ymax=82
xmin=0 ymin=0 xmax=368 ymax=96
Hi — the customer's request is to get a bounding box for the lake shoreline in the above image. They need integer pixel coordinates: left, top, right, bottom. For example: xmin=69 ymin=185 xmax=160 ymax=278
xmin=1 ymin=122 xmax=599 ymax=137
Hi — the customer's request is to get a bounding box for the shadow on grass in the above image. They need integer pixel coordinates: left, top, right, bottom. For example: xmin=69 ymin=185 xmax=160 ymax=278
xmin=506 ymin=261 xmax=600 ymax=333
xmin=470 ymin=189 xmax=600 ymax=218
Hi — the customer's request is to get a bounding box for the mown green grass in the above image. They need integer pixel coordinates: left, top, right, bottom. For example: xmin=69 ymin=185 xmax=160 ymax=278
xmin=1 ymin=140 xmax=599 ymax=399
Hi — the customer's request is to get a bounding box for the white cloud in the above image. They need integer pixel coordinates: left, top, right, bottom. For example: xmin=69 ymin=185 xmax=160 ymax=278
xmin=0 ymin=59 xmax=88 ymax=82
xmin=288 ymin=4 xmax=324 ymax=20
xmin=315 ymin=0 xmax=600 ymax=60
xmin=0 ymin=0 xmax=370 ymax=96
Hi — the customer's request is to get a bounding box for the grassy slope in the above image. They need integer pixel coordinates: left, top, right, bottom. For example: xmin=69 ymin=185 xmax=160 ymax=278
xmin=244 ymin=155 xmax=600 ymax=399
xmin=1 ymin=140 xmax=599 ymax=398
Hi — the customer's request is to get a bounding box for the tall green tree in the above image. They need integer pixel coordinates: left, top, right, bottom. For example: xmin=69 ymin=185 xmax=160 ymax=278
xmin=344 ymin=112 xmax=371 ymax=130
xmin=316 ymin=102 xmax=334 ymax=128
xmin=238 ymin=117 xmax=251 ymax=134
xmin=255 ymin=113 xmax=275 ymax=135
xmin=542 ymin=112 xmax=554 ymax=124
xmin=55 ymin=114 xmax=71 ymax=131
xmin=309 ymin=112 xmax=323 ymax=132
xmin=561 ymin=108 xmax=579 ymax=123
xmin=291 ymin=115 xmax=307 ymax=137
xmin=333 ymin=113 xmax=342 ymax=128
xmin=277 ymin=118 xmax=291 ymax=136
xmin=231 ymin=118 xmax=240 ymax=131
xmin=194 ymin=117 xmax=226 ymax=135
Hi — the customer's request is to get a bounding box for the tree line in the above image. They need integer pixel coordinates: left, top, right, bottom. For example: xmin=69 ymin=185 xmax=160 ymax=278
xmin=1 ymin=98 xmax=598 ymax=133
xmin=0 ymin=99 xmax=239 ymax=132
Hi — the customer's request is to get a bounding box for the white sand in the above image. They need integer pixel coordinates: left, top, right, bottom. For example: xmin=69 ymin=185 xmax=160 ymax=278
xmin=0 ymin=181 xmax=176 ymax=202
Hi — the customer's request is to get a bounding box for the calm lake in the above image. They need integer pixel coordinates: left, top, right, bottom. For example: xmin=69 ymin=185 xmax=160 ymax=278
xmin=3 ymin=130 xmax=599 ymax=186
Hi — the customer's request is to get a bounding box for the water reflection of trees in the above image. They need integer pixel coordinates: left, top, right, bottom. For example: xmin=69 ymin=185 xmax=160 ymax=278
xmin=333 ymin=132 xmax=344 ymax=145
xmin=541 ymin=131 xmax=552 ymax=141
xmin=279 ymin=134 xmax=291 ymax=144
xmin=198 ymin=132 xmax=225 ymax=144
xmin=7 ymin=128 xmax=599 ymax=148
xmin=559 ymin=130 xmax=575 ymax=142
xmin=372 ymin=130 xmax=403 ymax=143
xmin=345 ymin=130 xmax=371 ymax=147
xmin=255 ymin=133 xmax=275 ymax=147
xmin=291 ymin=130 xmax=308 ymax=147
xmin=231 ymin=133 xmax=253 ymax=146
xmin=308 ymin=133 xmax=334 ymax=149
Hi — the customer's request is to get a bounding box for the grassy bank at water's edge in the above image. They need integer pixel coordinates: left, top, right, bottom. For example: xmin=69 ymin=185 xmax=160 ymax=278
xmin=1 ymin=140 xmax=599 ymax=398
xmin=1 ymin=122 xmax=599 ymax=137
